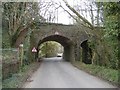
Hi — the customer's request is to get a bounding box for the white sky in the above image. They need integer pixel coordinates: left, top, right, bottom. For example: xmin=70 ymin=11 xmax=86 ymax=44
xmin=56 ymin=0 xmax=97 ymax=25
xmin=56 ymin=0 xmax=74 ymax=24
xmin=39 ymin=0 xmax=97 ymax=25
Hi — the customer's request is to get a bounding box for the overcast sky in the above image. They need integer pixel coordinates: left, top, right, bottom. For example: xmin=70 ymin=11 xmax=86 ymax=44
xmin=39 ymin=0 xmax=95 ymax=25
xmin=52 ymin=0 xmax=96 ymax=25
xmin=56 ymin=0 xmax=74 ymax=24
xmin=2 ymin=0 xmax=96 ymax=25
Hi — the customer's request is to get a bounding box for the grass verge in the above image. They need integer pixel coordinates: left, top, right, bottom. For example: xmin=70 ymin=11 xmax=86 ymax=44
xmin=72 ymin=61 xmax=119 ymax=87
xmin=2 ymin=62 xmax=41 ymax=88
xmin=0 ymin=63 xmax=2 ymax=89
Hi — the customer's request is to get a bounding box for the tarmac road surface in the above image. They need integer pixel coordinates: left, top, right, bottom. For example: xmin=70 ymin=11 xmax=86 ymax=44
xmin=24 ymin=57 xmax=116 ymax=88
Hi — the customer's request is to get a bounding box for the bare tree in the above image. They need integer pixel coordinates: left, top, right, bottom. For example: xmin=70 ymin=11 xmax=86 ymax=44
xmin=62 ymin=0 xmax=94 ymax=29
xmin=3 ymin=2 xmax=42 ymax=47
xmin=38 ymin=0 xmax=61 ymax=23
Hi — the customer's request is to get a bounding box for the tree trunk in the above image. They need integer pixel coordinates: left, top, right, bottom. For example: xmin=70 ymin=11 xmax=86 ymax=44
xmin=14 ymin=28 xmax=29 ymax=48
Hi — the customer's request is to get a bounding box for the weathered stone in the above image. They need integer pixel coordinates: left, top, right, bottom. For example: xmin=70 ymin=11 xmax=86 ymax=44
xmin=29 ymin=22 xmax=92 ymax=63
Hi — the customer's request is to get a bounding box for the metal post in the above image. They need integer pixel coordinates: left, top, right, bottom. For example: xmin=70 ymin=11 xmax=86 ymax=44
xmin=19 ymin=44 xmax=24 ymax=67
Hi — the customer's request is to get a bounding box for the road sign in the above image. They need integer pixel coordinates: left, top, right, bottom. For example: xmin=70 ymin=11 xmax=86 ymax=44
xmin=32 ymin=47 xmax=37 ymax=52
xmin=55 ymin=31 xmax=59 ymax=35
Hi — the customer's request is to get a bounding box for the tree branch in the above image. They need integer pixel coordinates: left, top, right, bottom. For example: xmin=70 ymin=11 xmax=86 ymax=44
xmin=62 ymin=0 xmax=94 ymax=29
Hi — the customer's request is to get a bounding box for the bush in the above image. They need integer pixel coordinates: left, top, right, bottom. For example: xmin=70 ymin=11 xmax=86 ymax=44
xmin=72 ymin=61 xmax=118 ymax=86
xmin=2 ymin=62 xmax=41 ymax=88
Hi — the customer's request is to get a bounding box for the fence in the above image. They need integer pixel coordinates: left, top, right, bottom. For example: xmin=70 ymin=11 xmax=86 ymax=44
xmin=2 ymin=48 xmax=20 ymax=80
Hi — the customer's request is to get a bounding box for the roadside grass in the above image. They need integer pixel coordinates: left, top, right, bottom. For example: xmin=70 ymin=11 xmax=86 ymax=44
xmin=72 ymin=61 xmax=118 ymax=86
xmin=0 ymin=63 xmax=2 ymax=89
xmin=2 ymin=62 xmax=41 ymax=88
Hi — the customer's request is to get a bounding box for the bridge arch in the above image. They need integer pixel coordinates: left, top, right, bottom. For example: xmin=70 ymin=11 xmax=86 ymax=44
xmin=36 ymin=34 xmax=75 ymax=62
xmin=28 ymin=23 xmax=93 ymax=63
xmin=81 ymin=40 xmax=92 ymax=64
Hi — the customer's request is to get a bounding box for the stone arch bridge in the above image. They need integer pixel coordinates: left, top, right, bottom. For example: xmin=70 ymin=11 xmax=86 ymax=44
xmin=28 ymin=22 xmax=93 ymax=64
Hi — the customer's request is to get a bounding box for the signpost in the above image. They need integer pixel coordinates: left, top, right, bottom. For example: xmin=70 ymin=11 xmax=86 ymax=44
xmin=19 ymin=44 xmax=24 ymax=72
xmin=19 ymin=44 xmax=23 ymax=67
xmin=32 ymin=47 xmax=37 ymax=61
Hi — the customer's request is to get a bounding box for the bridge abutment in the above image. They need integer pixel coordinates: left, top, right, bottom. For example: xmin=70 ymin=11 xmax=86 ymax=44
xmin=63 ymin=44 xmax=75 ymax=62
xmin=69 ymin=44 xmax=75 ymax=62
xmin=63 ymin=46 xmax=70 ymax=61
xmin=74 ymin=43 xmax=82 ymax=61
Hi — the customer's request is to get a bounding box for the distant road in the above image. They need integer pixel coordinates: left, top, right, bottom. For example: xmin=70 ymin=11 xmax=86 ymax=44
xmin=24 ymin=57 xmax=116 ymax=88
